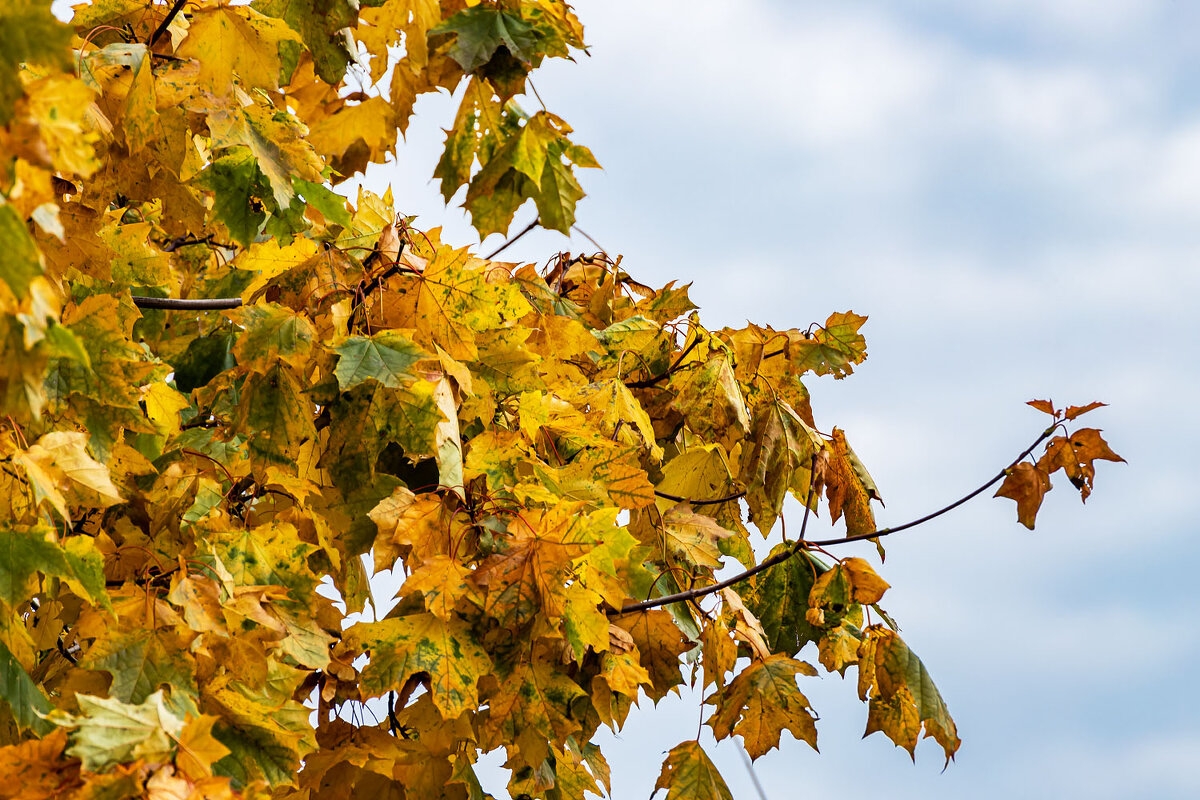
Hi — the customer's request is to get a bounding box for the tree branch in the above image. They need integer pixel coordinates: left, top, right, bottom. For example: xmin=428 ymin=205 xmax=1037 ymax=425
xmin=614 ymin=459 xmax=818 ymax=617
xmin=147 ymin=0 xmax=187 ymax=48
xmin=486 ymin=217 xmax=539 ymax=260
xmin=626 ymin=336 xmax=700 ymax=389
xmin=611 ymin=426 xmax=1056 ymax=616
xmin=654 ymin=489 xmax=745 ymax=506
xmin=132 ymin=296 xmax=243 ymax=310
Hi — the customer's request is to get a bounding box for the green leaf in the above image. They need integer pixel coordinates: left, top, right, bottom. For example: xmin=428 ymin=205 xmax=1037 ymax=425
xmin=0 ymin=526 xmax=111 ymax=611
xmin=0 ymin=203 xmax=43 ymax=299
xmin=252 ymin=0 xmax=357 ymax=83
xmin=533 ymin=146 xmax=585 ymax=234
xmin=236 ymin=362 xmax=317 ymax=466
xmin=231 ymin=303 xmax=316 ymax=373
xmin=82 ymin=628 xmax=200 ymax=719
xmin=432 ymin=7 xmax=539 ymax=72
xmin=198 ymin=150 xmax=267 ymax=248
xmin=0 ymin=636 xmax=53 ymax=735
xmin=334 ymin=331 xmax=426 ymax=390
xmin=293 ymin=176 xmax=353 ymax=227
xmin=653 ymin=741 xmax=733 ymax=800
xmin=171 ymin=330 xmax=237 ymax=393
xmin=738 ymin=542 xmax=827 ymax=655
xmin=48 ymin=691 xmax=184 ymax=773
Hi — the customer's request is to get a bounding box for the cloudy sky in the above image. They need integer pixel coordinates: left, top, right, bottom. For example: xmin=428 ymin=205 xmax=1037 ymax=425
xmin=367 ymin=2 xmax=1200 ymax=797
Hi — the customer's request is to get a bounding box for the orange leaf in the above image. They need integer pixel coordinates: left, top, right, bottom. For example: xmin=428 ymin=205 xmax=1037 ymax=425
xmin=994 ymin=462 xmax=1052 ymax=529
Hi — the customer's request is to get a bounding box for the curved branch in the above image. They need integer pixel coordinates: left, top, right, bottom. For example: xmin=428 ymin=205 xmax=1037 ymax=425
xmin=615 ymin=459 xmax=818 ymax=617
xmin=132 ymin=296 xmax=243 ymax=310
xmin=611 ymin=426 xmax=1056 ymax=616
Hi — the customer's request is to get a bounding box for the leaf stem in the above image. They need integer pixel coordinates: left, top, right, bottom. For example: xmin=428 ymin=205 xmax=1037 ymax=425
xmin=610 ymin=427 xmax=1054 ymax=616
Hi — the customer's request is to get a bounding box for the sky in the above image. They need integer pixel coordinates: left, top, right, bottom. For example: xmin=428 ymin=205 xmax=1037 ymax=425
xmin=346 ymin=2 xmax=1200 ymax=798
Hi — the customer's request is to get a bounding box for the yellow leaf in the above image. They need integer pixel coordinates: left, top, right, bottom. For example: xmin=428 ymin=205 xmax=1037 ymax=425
xmin=177 ymin=5 xmax=301 ymax=93
xmin=707 ymin=654 xmax=818 ymax=758
xmin=175 ymin=715 xmax=231 ymax=779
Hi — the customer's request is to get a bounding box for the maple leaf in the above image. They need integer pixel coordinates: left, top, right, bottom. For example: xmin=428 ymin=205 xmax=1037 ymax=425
xmin=857 ymin=627 xmax=960 ymax=764
xmin=707 ymin=654 xmax=818 ymax=758
xmin=653 ymin=741 xmax=733 ymax=800
xmin=1036 ymin=427 xmax=1125 ymax=502
xmin=994 ymin=462 xmax=1052 ymax=529
xmin=612 ymin=610 xmax=692 ymax=702
xmin=46 ymin=691 xmax=184 ymax=773
xmin=351 ymin=612 xmax=491 ymax=719
xmin=432 ymin=7 xmax=540 ymax=72
xmin=739 ymin=543 xmax=827 ymax=655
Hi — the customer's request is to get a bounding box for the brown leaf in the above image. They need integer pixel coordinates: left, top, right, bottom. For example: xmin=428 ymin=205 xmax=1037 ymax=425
xmin=1027 ymin=399 xmax=1058 ymax=417
xmin=994 ymin=462 xmax=1052 ymax=529
xmin=1036 ymin=428 xmax=1124 ymax=502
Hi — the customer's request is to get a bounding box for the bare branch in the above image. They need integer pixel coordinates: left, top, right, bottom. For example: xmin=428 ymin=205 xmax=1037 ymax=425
xmin=132 ymin=296 xmax=243 ymax=310
xmin=611 ymin=426 xmax=1056 ymax=616
xmin=486 ymin=217 xmax=540 ymax=260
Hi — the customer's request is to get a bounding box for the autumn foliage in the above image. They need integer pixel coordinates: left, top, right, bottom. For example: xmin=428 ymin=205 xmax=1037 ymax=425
xmin=0 ymin=1 xmax=1123 ymax=798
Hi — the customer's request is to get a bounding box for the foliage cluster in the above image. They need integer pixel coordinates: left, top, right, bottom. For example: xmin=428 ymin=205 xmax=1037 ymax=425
xmin=0 ymin=1 xmax=1122 ymax=798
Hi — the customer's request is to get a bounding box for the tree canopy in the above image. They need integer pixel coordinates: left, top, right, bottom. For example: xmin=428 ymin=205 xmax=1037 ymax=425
xmin=0 ymin=1 xmax=1123 ymax=798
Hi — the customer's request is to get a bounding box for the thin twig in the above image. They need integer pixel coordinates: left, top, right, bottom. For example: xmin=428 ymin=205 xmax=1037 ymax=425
xmin=486 ymin=217 xmax=539 ymax=259
xmin=611 ymin=426 xmax=1055 ymax=616
xmin=148 ymin=0 xmax=187 ymax=47
xmin=572 ymin=224 xmax=606 ymax=253
xmin=132 ymin=296 xmax=243 ymax=310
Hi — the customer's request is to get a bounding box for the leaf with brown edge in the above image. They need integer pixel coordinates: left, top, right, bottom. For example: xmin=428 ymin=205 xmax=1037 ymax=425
xmin=994 ymin=462 xmax=1052 ymax=529
xmin=653 ymin=741 xmax=733 ymax=800
xmin=707 ymin=654 xmax=818 ymax=758
xmin=1037 ymin=428 xmax=1124 ymax=502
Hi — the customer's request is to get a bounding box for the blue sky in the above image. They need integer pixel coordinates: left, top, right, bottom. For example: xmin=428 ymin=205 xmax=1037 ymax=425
xmin=352 ymin=2 xmax=1200 ymax=797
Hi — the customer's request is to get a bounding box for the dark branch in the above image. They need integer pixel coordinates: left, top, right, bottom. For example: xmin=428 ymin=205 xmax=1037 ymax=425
xmin=654 ymin=489 xmax=745 ymax=507
xmin=626 ymin=336 xmax=700 ymax=389
xmin=148 ymin=0 xmax=187 ymax=48
xmin=486 ymin=217 xmax=539 ymax=260
xmin=611 ymin=426 xmax=1056 ymax=616
xmin=132 ymin=296 xmax=243 ymax=310
xmin=614 ymin=458 xmax=818 ymax=616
